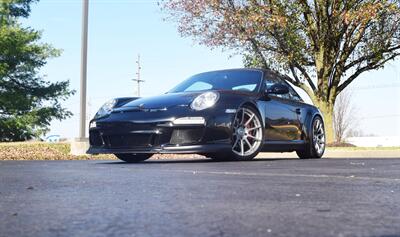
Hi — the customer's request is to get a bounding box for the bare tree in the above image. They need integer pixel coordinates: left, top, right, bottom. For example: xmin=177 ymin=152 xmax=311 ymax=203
xmin=333 ymin=90 xmax=357 ymax=143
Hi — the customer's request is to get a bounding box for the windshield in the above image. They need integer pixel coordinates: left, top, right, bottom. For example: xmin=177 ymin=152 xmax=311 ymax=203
xmin=168 ymin=70 xmax=263 ymax=93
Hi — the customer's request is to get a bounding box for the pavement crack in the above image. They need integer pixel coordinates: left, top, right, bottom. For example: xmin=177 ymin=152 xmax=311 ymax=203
xmin=169 ymin=169 xmax=400 ymax=183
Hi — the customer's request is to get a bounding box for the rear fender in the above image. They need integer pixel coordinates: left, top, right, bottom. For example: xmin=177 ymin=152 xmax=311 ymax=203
xmin=303 ymin=109 xmax=324 ymax=143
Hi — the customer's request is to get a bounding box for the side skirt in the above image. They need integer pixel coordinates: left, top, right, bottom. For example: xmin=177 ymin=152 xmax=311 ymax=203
xmin=261 ymin=140 xmax=305 ymax=152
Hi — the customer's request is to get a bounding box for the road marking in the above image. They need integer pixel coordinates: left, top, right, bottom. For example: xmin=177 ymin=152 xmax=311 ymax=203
xmin=164 ymin=169 xmax=400 ymax=183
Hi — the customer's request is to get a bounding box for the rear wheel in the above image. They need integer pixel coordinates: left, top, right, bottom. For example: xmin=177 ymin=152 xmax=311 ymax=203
xmin=296 ymin=116 xmax=325 ymax=159
xmin=115 ymin=153 xmax=152 ymax=163
xmin=210 ymin=106 xmax=264 ymax=161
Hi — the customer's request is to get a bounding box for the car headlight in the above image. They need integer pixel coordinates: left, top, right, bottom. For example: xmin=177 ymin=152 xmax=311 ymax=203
xmin=190 ymin=91 xmax=219 ymax=111
xmin=94 ymin=99 xmax=117 ymax=118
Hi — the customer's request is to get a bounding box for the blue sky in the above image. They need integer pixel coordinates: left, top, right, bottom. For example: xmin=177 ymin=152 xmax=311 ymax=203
xmin=23 ymin=0 xmax=400 ymax=138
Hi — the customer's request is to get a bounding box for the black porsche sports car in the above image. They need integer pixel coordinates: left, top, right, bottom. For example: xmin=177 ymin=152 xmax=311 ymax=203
xmin=87 ymin=68 xmax=325 ymax=162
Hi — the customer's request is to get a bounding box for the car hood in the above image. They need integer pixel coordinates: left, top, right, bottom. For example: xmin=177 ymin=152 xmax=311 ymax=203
xmin=119 ymin=92 xmax=200 ymax=110
xmin=112 ymin=90 xmax=256 ymax=113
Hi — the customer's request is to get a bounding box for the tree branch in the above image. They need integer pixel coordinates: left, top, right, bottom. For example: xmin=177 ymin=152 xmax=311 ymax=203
xmin=293 ymin=62 xmax=317 ymax=92
xmin=299 ymin=0 xmax=319 ymax=49
xmin=289 ymin=64 xmax=301 ymax=83
xmin=344 ymin=45 xmax=400 ymax=71
xmin=338 ymin=53 xmax=400 ymax=92
xmin=248 ymin=38 xmax=269 ymax=69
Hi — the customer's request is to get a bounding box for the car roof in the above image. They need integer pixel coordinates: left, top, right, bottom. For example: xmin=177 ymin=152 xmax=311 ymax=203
xmin=198 ymin=68 xmax=263 ymax=74
xmin=197 ymin=68 xmax=287 ymax=80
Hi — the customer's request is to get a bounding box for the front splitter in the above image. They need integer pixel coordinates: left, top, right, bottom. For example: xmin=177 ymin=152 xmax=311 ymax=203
xmin=87 ymin=143 xmax=231 ymax=155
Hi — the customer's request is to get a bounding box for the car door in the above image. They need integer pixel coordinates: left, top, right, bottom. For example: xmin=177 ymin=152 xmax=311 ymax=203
xmin=264 ymin=77 xmax=302 ymax=141
xmin=283 ymin=81 xmax=307 ymax=141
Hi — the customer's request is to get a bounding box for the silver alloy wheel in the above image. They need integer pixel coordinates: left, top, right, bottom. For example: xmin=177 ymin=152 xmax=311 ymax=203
xmin=313 ymin=118 xmax=325 ymax=155
xmin=232 ymin=108 xmax=263 ymax=156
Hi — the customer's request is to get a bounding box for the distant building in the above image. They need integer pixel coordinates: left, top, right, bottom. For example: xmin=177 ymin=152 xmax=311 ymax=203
xmin=347 ymin=136 xmax=400 ymax=147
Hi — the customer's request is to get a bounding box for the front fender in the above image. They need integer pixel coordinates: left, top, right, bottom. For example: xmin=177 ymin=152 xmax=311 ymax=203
xmin=90 ymin=97 xmax=140 ymax=123
xmin=113 ymin=97 xmax=140 ymax=108
xmin=214 ymin=95 xmax=265 ymax=128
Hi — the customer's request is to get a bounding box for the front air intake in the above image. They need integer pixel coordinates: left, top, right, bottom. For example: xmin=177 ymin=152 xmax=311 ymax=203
xmin=169 ymin=128 xmax=204 ymax=145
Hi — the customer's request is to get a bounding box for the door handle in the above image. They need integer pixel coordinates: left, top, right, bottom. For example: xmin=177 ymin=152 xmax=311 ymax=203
xmin=295 ymin=108 xmax=301 ymax=114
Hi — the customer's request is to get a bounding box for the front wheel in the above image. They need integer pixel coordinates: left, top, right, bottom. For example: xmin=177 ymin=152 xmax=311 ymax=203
xmin=297 ymin=116 xmax=325 ymax=159
xmin=209 ymin=106 xmax=264 ymax=161
xmin=115 ymin=153 xmax=152 ymax=163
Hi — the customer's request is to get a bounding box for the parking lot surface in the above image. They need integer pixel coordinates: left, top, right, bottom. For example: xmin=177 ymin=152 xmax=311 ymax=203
xmin=0 ymin=158 xmax=399 ymax=237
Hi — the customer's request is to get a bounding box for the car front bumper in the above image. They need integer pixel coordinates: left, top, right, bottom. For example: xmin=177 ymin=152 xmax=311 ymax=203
xmin=87 ymin=108 xmax=235 ymax=155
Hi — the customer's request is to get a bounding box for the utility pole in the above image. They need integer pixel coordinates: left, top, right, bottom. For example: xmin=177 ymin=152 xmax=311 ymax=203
xmin=86 ymin=98 xmax=92 ymax=125
xmin=132 ymin=54 xmax=144 ymax=97
xmin=79 ymin=0 xmax=89 ymax=140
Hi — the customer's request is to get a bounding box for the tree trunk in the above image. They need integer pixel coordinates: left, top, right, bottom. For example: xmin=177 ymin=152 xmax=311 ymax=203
xmin=314 ymin=100 xmax=334 ymax=144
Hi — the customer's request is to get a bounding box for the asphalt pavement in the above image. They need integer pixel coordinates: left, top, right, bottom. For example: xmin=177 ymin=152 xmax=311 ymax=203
xmin=0 ymin=158 xmax=400 ymax=237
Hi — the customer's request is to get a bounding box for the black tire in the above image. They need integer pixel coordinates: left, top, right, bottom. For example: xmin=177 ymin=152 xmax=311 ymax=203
xmin=115 ymin=153 xmax=152 ymax=163
xmin=209 ymin=105 xmax=264 ymax=161
xmin=296 ymin=116 xmax=325 ymax=159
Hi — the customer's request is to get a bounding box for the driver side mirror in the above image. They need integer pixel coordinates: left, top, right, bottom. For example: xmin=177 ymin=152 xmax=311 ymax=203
xmin=266 ymin=84 xmax=289 ymax=95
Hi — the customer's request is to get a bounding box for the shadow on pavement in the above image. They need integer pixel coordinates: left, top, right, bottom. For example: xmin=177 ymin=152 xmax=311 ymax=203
xmin=98 ymin=157 xmax=298 ymax=165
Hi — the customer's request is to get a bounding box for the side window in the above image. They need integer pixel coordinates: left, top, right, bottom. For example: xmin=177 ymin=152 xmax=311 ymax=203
xmin=284 ymin=82 xmax=303 ymax=102
xmin=275 ymin=91 xmax=291 ymax=100
xmin=265 ymin=78 xmax=276 ymax=90
xmin=288 ymin=87 xmax=302 ymax=102
xmin=265 ymin=77 xmax=291 ymax=100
